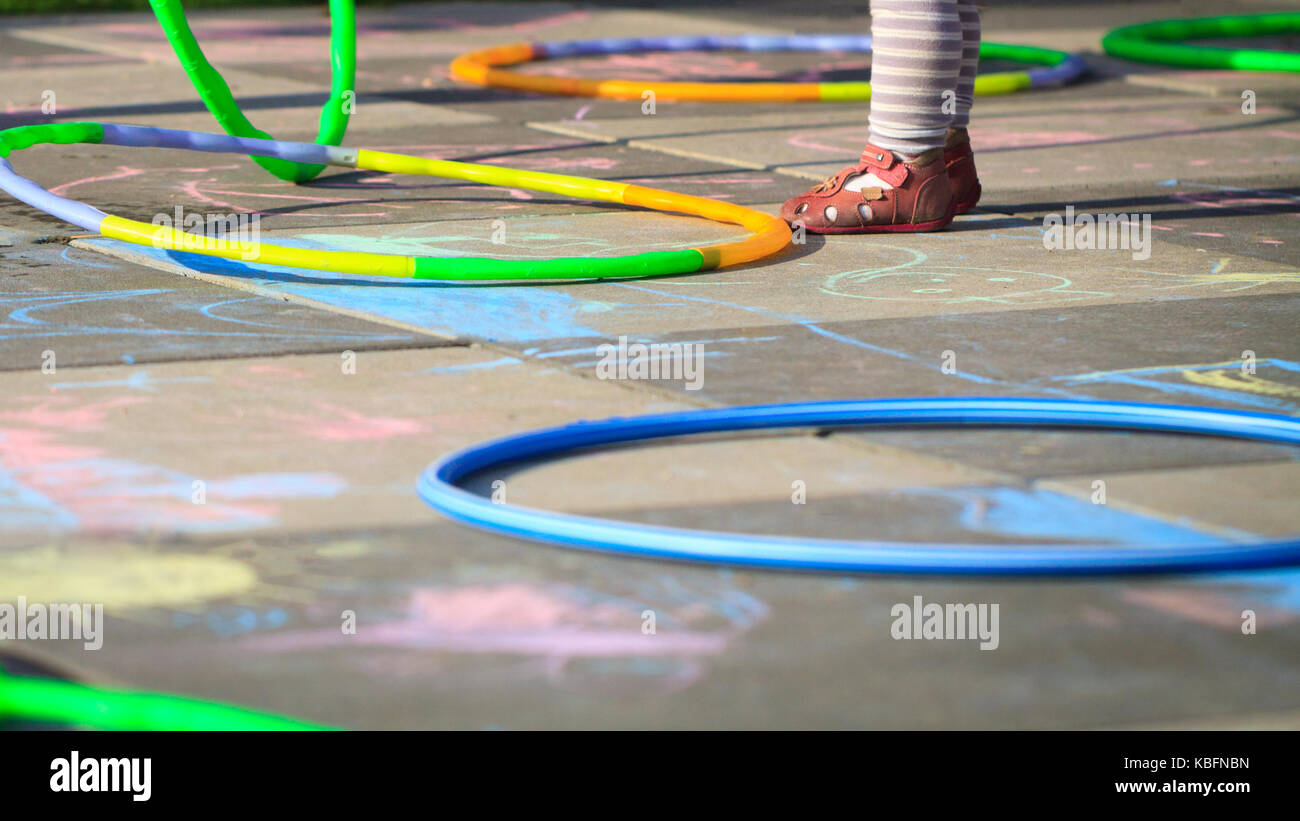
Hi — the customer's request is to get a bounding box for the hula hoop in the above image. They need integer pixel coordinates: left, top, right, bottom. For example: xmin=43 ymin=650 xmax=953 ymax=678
xmin=1102 ymin=12 xmax=1300 ymax=73
xmin=450 ymin=36 xmax=1088 ymax=102
xmin=0 ymin=668 xmax=328 ymax=730
xmin=0 ymin=122 xmax=789 ymax=280
xmin=149 ymin=0 xmax=356 ymax=182
xmin=417 ymin=398 xmax=1300 ymax=575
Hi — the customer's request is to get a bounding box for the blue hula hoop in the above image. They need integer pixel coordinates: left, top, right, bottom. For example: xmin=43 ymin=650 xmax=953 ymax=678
xmin=417 ymin=398 xmax=1300 ymax=576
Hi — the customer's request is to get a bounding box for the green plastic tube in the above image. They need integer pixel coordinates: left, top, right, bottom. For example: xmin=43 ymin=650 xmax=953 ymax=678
xmin=0 ymin=669 xmax=331 ymax=731
xmin=1102 ymin=12 xmax=1300 ymax=73
xmin=0 ymin=121 xmax=104 ymax=159
xmin=412 ymin=249 xmax=706 ymax=280
xmin=148 ymin=0 xmax=356 ymax=181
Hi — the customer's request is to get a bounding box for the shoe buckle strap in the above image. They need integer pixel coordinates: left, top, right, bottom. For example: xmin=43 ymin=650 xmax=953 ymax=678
xmin=859 ymin=147 xmax=907 ymax=186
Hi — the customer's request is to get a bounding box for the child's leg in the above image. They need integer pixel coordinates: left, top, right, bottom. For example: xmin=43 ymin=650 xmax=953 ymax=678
xmin=865 ymin=0 xmax=963 ymax=159
xmin=951 ymin=0 xmax=979 ymax=131
xmin=946 ymin=0 xmax=982 ymax=213
xmin=780 ymin=0 xmax=964 ymax=233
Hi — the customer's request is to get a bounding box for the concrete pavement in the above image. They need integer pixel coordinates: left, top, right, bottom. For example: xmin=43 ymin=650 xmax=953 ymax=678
xmin=1 ymin=0 xmax=1298 ymax=728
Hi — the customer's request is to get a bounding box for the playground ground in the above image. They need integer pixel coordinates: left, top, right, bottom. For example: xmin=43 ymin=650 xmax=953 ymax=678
xmin=1 ymin=0 xmax=1299 ymax=729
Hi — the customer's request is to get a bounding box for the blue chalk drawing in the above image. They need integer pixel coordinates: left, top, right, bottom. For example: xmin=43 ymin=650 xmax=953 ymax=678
xmin=0 ymin=457 xmax=77 ymax=530
xmin=84 ymin=238 xmax=605 ymax=343
xmin=903 ymin=485 xmax=1230 ymax=545
xmin=206 ymin=473 xmax=347 ymax=499
xmin=1 ymin=285 xmax=413 ymax=346
xmin=51 ymin=370 xmax=211 ymax=392
xmin=613 ymin=281 xmax=1069 ymax=392
xmin=1046 ymin=359 xmax=1300 ymax=414
xmin=424 ymin=357 xmax=521 ymax=373
xmin=1200 ymin=567 xmax=1300 ymax=612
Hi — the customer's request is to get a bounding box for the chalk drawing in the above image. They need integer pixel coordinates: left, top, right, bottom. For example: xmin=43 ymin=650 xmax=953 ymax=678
xmin=902 ymin=485 xmax=1222 ymax=545
xmin=0 ymin=395 xmax=348 ymax=534
xmin=821 ymin=241 xmax=1300 ymax=306
xmin=2 ymin=279 xmax=413 ymax=350
xmin=173 ymin=605 xmax=289 ymax=638
xmin=237 ymin=579 xmax=768 ymax=691
xmin=1047 ymin=359 xmax=1300 ymax=413
xmin=0 ymin=546 xmax=259 ymax=610
xmin=1124 ymin=567 xmax=1300 ymax=631
xmin=263 ymin=402 xmax=429 ymax=442
xmin=613 ymin=281 xmax=1029 ymax=390
xmin=823 ymin=245 xmax=1110 ymax=305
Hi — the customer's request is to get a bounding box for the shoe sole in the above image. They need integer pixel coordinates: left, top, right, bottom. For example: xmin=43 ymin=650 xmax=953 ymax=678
xmin=800 ymin=202 xmax=957 ymax=235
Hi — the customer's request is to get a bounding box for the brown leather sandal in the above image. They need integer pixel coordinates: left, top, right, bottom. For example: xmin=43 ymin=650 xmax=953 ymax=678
xmin=780 ymin=144 xmax=955 ymax=234
xmin=946 ymin=127 xmax=982 ymax=215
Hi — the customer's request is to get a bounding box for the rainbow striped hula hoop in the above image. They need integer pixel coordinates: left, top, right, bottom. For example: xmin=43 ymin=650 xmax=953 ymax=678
xmin=0 ymin=122 xmax=790 ymax=281
xmin=451 ymin=35 xmax=1088 ymax=102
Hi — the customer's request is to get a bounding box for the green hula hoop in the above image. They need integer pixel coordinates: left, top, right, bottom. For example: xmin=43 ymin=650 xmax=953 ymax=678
xmin=1102 ymin=12 xmax=1300 ymax=73
xmin=0 ymin=668 xmax=330 ymax=730
xmin=149 ymin=0 xmax=356 ymax=182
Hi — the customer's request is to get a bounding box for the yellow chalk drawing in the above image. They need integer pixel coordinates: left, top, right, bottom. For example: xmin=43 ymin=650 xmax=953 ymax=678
xmin=313 ymin=540 xmax=372 ymax=559
xmin=1139 ymin=256 xmax=1300 ymax=293
xmin=1181 ymin=369 xmax=1300 ymax=398
xmin=0 ymin=546 xmax=258 ymax=610
xmin=1170 ymin=271 xmax=1300 ymax=292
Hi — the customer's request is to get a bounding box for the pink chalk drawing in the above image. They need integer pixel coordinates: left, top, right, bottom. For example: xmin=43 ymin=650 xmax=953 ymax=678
xmin=0 ymin=394 xmax=346 ymax=534
xmin=177 ymin=178 xmax=397 ymax=219
xmin=531 ymin=52 xmax=772 ymax=82
xmin=964 ymin=127 xmax=1103 ymax=151
xmin=5 ymin=53 xmax=122 ymax=68
xmin=454 ymin=184 xmax=533 ymax=201
xmin=262 ymin=402 xmax=429 ymax=442
xmin=238 ymin=581 xmax=769 ymax=692
xmin=0 ymin=396 xmax=144 ymax=432
xmin=420 ymin=8 xmax=590 ymax=35
xmin=786 ymin=125 xmax=872 ymax=156
xmin=1122 ymin=587 xmax=1297 ymax=632
xmin=1122 ymin=565 xmax=1300 ymax=633
xmin=152 ymin=140 xmax=639 ymax=209
xmin=44 ymin=161 xmax=438 ymax=221
xmin=49 ymin=166 xmax=146 ymax=198
xmin=622 ymin=174 xmax=773 ymax=189
xmin=245 ymin=364 xmax=311 ymax=379
xmin=503 ymin=156 xmax=619 ymax=172
xmin=1170 ymin=189 xmax=1299 ymax=214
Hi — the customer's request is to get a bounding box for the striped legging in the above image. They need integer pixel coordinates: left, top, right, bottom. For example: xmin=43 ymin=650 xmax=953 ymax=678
xmin=867 ymin=0 xmax=981 ymax=156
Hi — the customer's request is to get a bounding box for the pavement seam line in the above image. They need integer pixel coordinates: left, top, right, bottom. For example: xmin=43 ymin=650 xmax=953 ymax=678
xmin=527 ymin=121 xmax=774 ymax=171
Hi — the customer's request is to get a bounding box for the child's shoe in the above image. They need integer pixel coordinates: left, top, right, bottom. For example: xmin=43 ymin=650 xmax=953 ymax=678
xmin=780 ymin=144 xmax=954 ymax=233
xmin=945 ymin=127 xmax=981 ymax=215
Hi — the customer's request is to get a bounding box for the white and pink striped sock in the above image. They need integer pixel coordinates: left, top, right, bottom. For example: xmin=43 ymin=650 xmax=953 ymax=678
xmin=952 ymin=0 xmax=981 ymax=131
xmin=865 ymin=0 xmax=963 ymax=160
